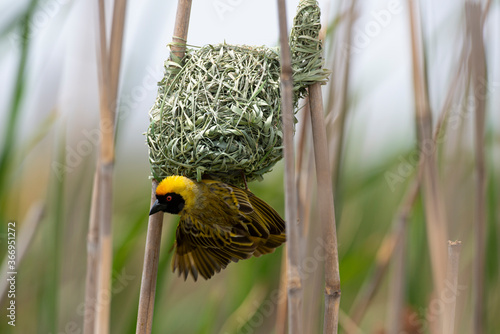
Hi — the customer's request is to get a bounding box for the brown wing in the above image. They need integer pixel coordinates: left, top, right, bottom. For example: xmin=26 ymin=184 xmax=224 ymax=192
xmin=205 ymin=183 xmax=287 ymax=257
xmin=172 ymin=181 xmax=286 ymax=281
xmin=204 ymin=180 xmax=273 ymax=239
xmin=172 ymin=215 xmax=257 ymax=281
xmin=244 ymin=189 xmax=286 ymax=235
xmin=243 ymin=189 xmax=286 ymax=256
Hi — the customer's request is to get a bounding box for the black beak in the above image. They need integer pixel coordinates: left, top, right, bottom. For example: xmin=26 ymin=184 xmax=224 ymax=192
xmin=149 ymin=199 xmax=165 ymax=216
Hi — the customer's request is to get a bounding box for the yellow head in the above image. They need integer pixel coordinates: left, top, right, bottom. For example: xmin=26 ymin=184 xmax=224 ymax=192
xmin=149 ymin=176 xmax=196 ymax=215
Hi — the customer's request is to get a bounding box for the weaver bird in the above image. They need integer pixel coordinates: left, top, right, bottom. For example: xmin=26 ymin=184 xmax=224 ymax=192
xmin=149 ymin=175 xmax=286 ymax=281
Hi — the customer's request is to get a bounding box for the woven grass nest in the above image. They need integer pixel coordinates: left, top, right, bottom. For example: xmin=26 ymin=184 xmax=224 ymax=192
xmin=147 ymin=0 xmax=329 ymax=187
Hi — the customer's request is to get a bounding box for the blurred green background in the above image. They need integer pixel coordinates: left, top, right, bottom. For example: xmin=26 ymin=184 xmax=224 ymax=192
xmin=0 ymin=0 xmax=499 ymax=333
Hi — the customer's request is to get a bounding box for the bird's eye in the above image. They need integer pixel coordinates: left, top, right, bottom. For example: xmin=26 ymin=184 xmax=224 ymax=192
xmin=166 ymin=195 xmax=172 ymax=201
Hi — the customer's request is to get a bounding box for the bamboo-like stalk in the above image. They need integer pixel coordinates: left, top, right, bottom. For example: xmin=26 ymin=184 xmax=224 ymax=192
xmin=295 ymin=101 xmax=316 ymax=256
xmin=466 ymin=3 xmax=487 ymax=333
xmin=317 ymin=7 xmax=355 ymax=327
xmin=95 ymin=167 xmax=114 ymax=334
xmin=295 ymin=100 xmax=311 ymax=246
xmin=83 ymin=169 xmax=101 ymax=334
xmin=275 ymin=248 xmax=288 ymax=334
xmin=305 ymin=4 xmax=353 ymax=331
xmin=386 ymin=212 xmax=408 ymax=334
xmin=136 ymin=1 xmax=192 ymax=333
xmin=170 ymin=0 xmax=192 ymax=59
xmin=328 ymin=0 xmax=356 ymax=189
xmin=136 ymin=180 xmax=164 ymax=334
xmin=86 ymin=1 xmax=127 ymax=333
xmin=407 ymin=0 xmax=448 ymax=310
xmin=109 ymin=0 xmax=127 ymax=109
xmin=323 ymin=3 xmax=350 ymax=125
xmin=296 ymin=99 xmax=310 ymax=183
xmin=443 ymin=240 xmax=462 ymax=334
xmin=276 ymin=0 xmax=302 ymax=333
xmin=309 ymin=83 xmax=341 ymax=334
xmin=295 ymin=103 xmax=323 ymax=333
xmin=295 ymin=103 xmax=318 ymax=333
xmin=87 ymin=0 xmax=111 ymax=331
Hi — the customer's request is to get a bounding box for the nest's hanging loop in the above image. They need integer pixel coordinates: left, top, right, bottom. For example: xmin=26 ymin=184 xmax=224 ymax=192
xmin=291 ymin=0 xmax=329 ymax=99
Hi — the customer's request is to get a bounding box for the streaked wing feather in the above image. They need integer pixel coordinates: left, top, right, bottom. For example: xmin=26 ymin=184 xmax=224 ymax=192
xmin=231 ymin=187 xmax=254 ymax=213
xmin=172 ymin=180 xmax=286 ymax=281
xmin=245 ymin=190 xmax=286 ymax=234
xmin=173 ymin=216 xmax=256 ymax=280
xmin=205 ymin=180 xmax=254 ymax=214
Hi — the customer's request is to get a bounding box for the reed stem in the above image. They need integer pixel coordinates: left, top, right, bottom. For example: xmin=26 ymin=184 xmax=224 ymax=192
xmin=443 ymin=241 xmax=462 ymax=334
xmin=136 ymin=181 xmax=164 ymax=334
xmin=276 ymin=0 xmax=302 ymax=332
xmin=85 ymin=0 xmax=127 ymax=332
xmin=83 ymin=169 xmax=101 ymax=334
xmin=466 ymin=3 xmax=487 ymax=333
xmin=136 ymin=1 xmax=192 ymax=333
xmin=309 ymin=83 xmax=341 ymax=334
xmin=407 ymin=0 xmax=448 ymax=310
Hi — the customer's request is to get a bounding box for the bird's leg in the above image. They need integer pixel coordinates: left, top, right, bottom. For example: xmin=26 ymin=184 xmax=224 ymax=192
xmin=240 ymin=170 xmax=248 ymax=190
